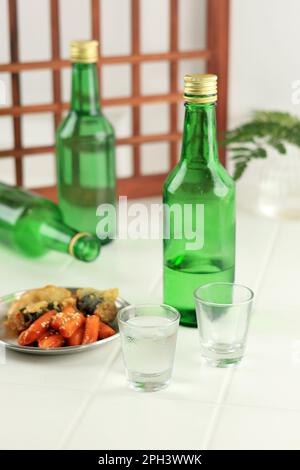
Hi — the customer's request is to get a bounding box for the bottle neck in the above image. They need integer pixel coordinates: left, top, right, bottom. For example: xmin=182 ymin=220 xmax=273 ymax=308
xmin=70 ymin=62 xmax=100 ymax=115
xmin=180 ymin=102 xmax=218 ymax=166
xmin=37 ymin=216 xmax=100 ymax=262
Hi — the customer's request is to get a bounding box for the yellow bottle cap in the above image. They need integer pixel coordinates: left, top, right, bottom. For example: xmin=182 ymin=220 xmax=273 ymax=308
xmin=184 ymin=74 xmax=217 ymax=104
xmin=70 ymin=40 xmax=99 ymax=64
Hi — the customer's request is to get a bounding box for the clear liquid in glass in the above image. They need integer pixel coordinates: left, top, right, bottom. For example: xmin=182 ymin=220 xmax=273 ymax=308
xmin=120 ymin=316 xmax=178 ymax=392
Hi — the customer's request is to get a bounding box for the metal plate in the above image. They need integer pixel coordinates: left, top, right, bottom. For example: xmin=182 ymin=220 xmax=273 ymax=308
xmin=0 ymin=288 xmax=128 ymax=355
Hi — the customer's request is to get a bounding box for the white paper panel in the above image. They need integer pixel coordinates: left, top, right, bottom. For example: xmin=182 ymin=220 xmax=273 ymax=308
xmin=102 ymin=64 xmax=132 ymax=98
xmin=179 ymin=0 xmax=207 ymax=50
xmin=0 ymin=0 xmax=9 ymax=63
xmin=24 ymin=154 xmax=56 ymax=188
xmin=18 ymin=0 xmax=51 ymax=61
xmin=0 ymin=73 xmax=12 ymax=107
xmin=60 ymin=0 xmax=91 ymax=58
xmin=141 ymin=62 xmax=169 ymax=96
xmin=141 ymin=142 xmax=169 ymax=175
xmin=141 ymin=0 xmax=170 ymax=53
xmin=116 ymin=146 xmax=133 ymax=178
xmin=104 ymin=106 xmax=132 ymax=139
xmin=22 ymin=114 xmax=54 ymax=147
xmin=0 ymin=117 xmax=14 ymax=149
xmin=21 ymin=70 xmax=53 ymax=105
xmin=0 ymin=158 xmax=15 ymax=185
xmin=141 ymin=103 xmax=169 ymax=135
xmin=101 ymin=0 xmax=131 ymax=56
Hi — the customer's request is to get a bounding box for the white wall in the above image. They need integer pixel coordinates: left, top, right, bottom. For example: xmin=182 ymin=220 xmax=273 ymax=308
xmin=0 ymin=0 xmax=299 ymax=195
xmin=229 ymin=0 xmax=300 ymax=125
xmin=228 ymin=0 xmax=300 ymax=211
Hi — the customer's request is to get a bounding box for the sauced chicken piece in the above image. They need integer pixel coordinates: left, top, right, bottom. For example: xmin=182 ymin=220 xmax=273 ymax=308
xmin=76 ymin=288 xmax=118 ymax=322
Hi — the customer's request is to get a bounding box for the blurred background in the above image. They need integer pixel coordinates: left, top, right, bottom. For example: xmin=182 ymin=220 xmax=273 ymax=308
xmin=1 ymin=0 xmax=300 ymax=217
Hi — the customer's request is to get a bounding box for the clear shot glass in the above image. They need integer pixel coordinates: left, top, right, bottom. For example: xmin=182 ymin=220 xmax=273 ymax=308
xmin=117 ymin=304 xmax=180 ymax=392
xmin=194 ymin=282 xmax=254 ymax=367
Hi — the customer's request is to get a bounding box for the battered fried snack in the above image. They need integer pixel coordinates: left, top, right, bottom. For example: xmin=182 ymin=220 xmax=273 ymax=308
xmin=5 ymin=285 xmax=72 ymax=333
xmin=94 ymin=300 xmax=117 ymax=324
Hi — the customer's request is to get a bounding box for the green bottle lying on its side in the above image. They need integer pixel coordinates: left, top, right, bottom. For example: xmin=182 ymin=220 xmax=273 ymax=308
xmin=0 ymin=182 xmax=100 ymax=262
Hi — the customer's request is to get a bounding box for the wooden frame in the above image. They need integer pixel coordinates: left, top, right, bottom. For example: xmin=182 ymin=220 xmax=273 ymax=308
xmin=0 ymin=0 xmax=230 ymax=199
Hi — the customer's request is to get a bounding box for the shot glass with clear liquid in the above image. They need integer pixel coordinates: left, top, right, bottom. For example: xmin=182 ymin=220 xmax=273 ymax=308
xmin=117 ymin=304 xmax=180 ymax=392
xmin=194 ymin=282 xmax=254 ymax=367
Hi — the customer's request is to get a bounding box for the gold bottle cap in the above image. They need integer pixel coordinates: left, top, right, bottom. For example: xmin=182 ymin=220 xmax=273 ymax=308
xmin=70 ymin=40 xmax=99 ymax=63
xmin=69 ymin=232 xmax=92 ymax=257
xmin=183 ymin=74 xmax=217 ymax=103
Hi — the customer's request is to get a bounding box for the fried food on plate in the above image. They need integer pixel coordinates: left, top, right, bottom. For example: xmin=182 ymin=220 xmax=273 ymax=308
xmin=82 ymin=314 xmax=100 ymax=344
xmin=5 ymin=285 xmax=71 ymax=333
xmin=4 ymin=284 xmax=119 ymax=349
xmin=18 ymin=310 xmax=56 ymax=345
xmin=76 ymin=287 xmax=118 ymax=323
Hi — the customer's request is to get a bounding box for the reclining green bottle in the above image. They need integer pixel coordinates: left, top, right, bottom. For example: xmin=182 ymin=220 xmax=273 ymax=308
xmin=0 ymin=182 xmax=100 ymax=261
xmin=56 ymin=40 xmax=116 ymax=243
xmin=163 ymin=74 xmax=235 ymax=327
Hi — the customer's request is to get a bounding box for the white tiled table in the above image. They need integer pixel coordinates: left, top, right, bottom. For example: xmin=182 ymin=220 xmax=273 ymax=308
xmin=0 ymin=198 xmax=299 ymax=450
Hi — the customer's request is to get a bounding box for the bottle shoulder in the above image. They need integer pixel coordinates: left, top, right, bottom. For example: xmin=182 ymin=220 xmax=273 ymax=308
xmin=163 ymin=160 xmax=235 ymax=199
xmin=0 ymin=185 xmax=61 ymax=219
xmin=216 ymin=161 xmax=235 ymax=188
xmin=24 ymin=199 xmax=63 ymax=221
xmin=57 ymin=111 xmax=114 ymax=140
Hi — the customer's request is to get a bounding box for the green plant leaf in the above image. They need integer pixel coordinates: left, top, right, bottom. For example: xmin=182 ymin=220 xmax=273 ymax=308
xmin=268 ymin=140 xmax=286 ymax=154
xmin=251 ymin=147 xmax=267 ymax=158
xmin=224 ymin=110 xmax=300 ymax=180
xmin=231 ymin=154 xmax=249 ymax=161
xmin=230 ymin=146 xmax=252 ymax=153
xmin=253 ymin=110 xmax=300 ymax=128
xmin=233 ymin=162 xmax=248 ymax=180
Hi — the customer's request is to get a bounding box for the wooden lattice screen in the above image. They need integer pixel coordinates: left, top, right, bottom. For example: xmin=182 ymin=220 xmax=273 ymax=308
xmin=0 ymin=0 xmax=229 ymax=199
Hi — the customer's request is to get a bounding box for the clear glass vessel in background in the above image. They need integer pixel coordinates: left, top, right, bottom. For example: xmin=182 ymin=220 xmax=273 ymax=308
xmin=194 ymin=282 xmax=254 ymax=367
xmin=238 ymin=144 xmax=300 ymax=220
xmin=163 ymin=74 xmax=236 ymax=328
xmin=118 ymin=304 xmax=180 ymax=392
xmin=56 ymin=40 xmax=116 ymax=243
xmin=0 ymin=182 xmax=100 ymax=262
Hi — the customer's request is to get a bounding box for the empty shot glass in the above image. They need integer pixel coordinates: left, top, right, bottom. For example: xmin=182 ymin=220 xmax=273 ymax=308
xmin=194 ymin=282 xmax=254 ymax=367
xmin=117 ymin=304 xmax=180 ymax=392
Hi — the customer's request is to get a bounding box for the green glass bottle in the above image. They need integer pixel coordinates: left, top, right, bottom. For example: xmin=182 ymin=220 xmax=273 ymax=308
xmin=163 ymin=74 xmax=235 ymax=327
xmin=0 ymin=182 xmax=100 ymax=261
xmin=56 ymin=40 xmax=116 ymax=243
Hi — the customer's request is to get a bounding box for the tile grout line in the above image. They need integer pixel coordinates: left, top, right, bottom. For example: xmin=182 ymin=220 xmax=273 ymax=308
xmin=148 ymin=272 xmax=162 ymax=299
xmin=219 ymin=400 xmax=300 ymax=414
xmin=56 ymin=343 xmax=121 ymax=450
xmin=251 ymin=222 xmax=281 ymax=302
xmin=201 ymin=368 xmax=234 ymax=450
xmin=201 ymin=221 xmax=281 ymax=450
xmin=58 ymin=257 xmax=76 ymax=272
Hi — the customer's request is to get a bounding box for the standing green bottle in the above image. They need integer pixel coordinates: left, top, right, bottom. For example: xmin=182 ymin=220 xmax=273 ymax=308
xmin=163 ymin=74 xmax=235 ymax=327
xmin=0 ymin=182 xmax=100 ymax=261
xmin=56 ymin=40 xmax=116 ymax=243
